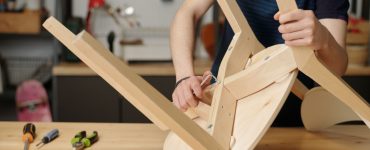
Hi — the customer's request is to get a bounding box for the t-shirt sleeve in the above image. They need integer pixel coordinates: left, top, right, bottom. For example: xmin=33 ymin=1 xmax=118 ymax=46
xmin=315 ymin=0 xmax=350 ymax=22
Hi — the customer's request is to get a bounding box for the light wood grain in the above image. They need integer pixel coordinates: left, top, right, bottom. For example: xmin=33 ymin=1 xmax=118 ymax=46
xmin=276 ymin=0 xmax=370 ymax=129
xmin=76 ymin=31 xmax=222 ymax=149
xmin=291 ymin=46 xmax=370 ymax=125
xmin=224 ymin=45 xmax=297 ymax=100
xmin=43 ymin=17 xmax=170 ymax=131
xmin=256 ymin=125 xmax=370 ymax=150
xmin=44 ymin=17 xmax=223 ymax=150
xmin=1 ymin=122 xmax=369 ymax=150
xmin=44 ymin=0 xmax=370 ymax=149
xmin=231 ymin=71 xmax=297 ymax=149
xmin=208 ymin=0 xmax=265 ymax=148
xmin=302 ymin=87 xmax=362 ymax=131
xmin=0 ymin=122 xmax=168 ymax=150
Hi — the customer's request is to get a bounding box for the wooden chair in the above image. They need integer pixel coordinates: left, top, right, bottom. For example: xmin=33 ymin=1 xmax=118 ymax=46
xmin=43 ymin=0 xmax=369 ymax=149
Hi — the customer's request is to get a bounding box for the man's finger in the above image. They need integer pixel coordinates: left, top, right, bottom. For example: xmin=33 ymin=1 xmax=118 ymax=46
xmin=191 ymin=82 xmax=202 ymax=98
xmin=184 ymin=87 xmax=198 ymax=107
xmin=279 ymin=9 xmax=304 ymax=24
xmin=174 ymin=92 xmax=186 ymax=111
xmin=274 ymin=11 xmax=280 ymax=21
xmin=285 ymin=37 xmax=313 ymax=47
xmin=278 ymin=20 xmax=306 ymax=33
xmin=172 ymin=93 xmax=181 ymax=109
xmin=282 ymin=29 xmax=312 ymax=41
xmin=179 ymin=89 xmax=190 ymax=111
xmin=202 ymin=71 xmax=212 ymax=78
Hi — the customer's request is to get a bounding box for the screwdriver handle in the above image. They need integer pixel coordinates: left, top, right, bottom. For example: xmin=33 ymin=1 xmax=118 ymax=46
xmin=42 ymin=129 xmax=59 ymax=143
xmin=81 ymin=131 xmax=98 ymax=147
xmin=22 ymin=123 xmax=36 ymax=143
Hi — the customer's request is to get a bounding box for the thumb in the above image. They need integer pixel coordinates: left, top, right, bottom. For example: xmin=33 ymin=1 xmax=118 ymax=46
xmin=274 ymin=11 xmax=280 ymax=21
xmin=191 ymin=81 xmax=203 ymax=98
xmin=202 ymin=70 xmax=212 ymax=79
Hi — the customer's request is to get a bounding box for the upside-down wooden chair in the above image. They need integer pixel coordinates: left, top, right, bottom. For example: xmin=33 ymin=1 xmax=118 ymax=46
xmin=43 ymin=0 xmax=370 ymax=149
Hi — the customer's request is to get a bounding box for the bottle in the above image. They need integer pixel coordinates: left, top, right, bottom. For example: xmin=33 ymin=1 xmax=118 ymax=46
xmin=7 ymin=0 xmax=16 ymax=11
xmin=0 ymin=0 xmax=5 ymax=12
xmin=86 ymin=0 xmax=105 ymax=33
xmin=26 ymin=0 xmax=40 ymax=11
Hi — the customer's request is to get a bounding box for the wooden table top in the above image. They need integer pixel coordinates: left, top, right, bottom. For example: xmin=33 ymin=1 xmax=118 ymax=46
xmin=0 ymin=122 xmax=369 ymax=150
xmin=52 ymin=60 xmax=370 ymax=76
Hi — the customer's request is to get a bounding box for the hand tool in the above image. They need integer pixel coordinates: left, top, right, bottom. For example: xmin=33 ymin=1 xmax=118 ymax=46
xmin=71 ymin=131 xmax=86 ymax=146
xmin=36 ymin=129 xmax=59 ymax=148
xmin=72 ymin=131 xmax=99 ymax=150
xmin=81 ymin=131 xmax=99 ymax=147
xmin=22 ymin=123 xmax=36 ymax=150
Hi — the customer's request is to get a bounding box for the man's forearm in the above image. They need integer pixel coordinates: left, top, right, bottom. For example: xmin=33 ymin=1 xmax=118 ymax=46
xmin=170 ymin=11 xmax=197 ymax=81
xmin=316 ymin=32 xmax=348 ymax=76
xmin=316 ymin=19 xmax=348 ymax=76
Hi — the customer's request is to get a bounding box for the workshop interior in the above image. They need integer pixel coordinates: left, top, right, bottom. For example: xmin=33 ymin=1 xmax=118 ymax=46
xmin=0 ymin=0 xmax=370 ymax=149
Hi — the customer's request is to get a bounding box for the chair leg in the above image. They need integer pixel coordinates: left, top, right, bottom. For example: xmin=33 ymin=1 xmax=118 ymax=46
xmin=292 ymin=47 xmax=370 ymax=129
xmin=302 ymin=87 xmax=364 ymax=130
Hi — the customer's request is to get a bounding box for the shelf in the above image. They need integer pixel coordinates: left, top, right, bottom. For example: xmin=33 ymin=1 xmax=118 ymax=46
xmin=0 ymin=10 xmax=41 ymax=34
xmin=53 ymin=59 xmax=212 ymax=76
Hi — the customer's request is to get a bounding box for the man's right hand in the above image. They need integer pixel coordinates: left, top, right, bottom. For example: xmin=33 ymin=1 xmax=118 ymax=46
xmin=172 ymin=71 xmax=212 ymax=111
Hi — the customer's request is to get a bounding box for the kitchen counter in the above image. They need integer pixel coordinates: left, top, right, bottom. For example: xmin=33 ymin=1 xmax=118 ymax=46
xmin=53 ymin=60 xmax=370 ymax=76
xmin=53 ymin=59 xmax=212 ymax=76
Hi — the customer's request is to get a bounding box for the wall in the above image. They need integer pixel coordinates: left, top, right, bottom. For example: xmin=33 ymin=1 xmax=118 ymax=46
xmin=72 ymin=0 xmax=213 ymax=58
xmin=72 ymin=0 xmax=213 ymax=28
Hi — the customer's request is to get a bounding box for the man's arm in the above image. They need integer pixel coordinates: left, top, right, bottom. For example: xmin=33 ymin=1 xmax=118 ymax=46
xmin=170 ymin=0 xmax=214 ymax=111
xmin=317 ymin=19 xmax=348 ymax=75
xmin=275 ymin=10 xmax=348 ymax=76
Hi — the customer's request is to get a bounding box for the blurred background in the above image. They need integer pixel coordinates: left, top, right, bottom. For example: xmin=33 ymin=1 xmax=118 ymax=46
xmin=0 ymin=0 xmax=369 ymax=125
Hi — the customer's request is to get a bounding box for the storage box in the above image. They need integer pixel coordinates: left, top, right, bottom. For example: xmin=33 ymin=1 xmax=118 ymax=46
xmin=0 ymin=10 xmax=41 ymax=34
xmin=347 ymin=21 xmax=369 ymax=45
xmin=347 ymin=45 xmax=368 ymax=66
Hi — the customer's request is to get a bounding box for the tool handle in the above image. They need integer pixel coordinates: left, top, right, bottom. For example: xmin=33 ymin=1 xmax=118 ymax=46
xmin=43 ymin=129 xmax=59 ymax=143
xmin=23 ymin=123 xmax=36 ymax=136
xmin=81 ymin=131 xmax=99 ymax=147
xmin=22 ymin=123 xmax=36 ymax=142
xmin=88 ymin=131 xmax=98 ymax=144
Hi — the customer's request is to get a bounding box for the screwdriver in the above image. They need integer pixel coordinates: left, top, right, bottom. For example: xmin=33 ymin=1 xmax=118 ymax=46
xmin=36 ymin=129 xmax=59 ymax=148
xmin=22 ymin=123 xmax=36 ymax=150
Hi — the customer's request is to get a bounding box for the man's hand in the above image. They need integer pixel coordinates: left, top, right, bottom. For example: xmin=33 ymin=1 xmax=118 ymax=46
xmin=274 ymin=9 xmax=348 ymax=76
xmin=172 ymin=71 xmax=212 ymax=111
xmin=274 ymin=10 xmax=330 ymax=51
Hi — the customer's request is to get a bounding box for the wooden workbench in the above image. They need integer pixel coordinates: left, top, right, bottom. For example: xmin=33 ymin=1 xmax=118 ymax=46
xmin=0 ymin=122 xmax=369 ymax=149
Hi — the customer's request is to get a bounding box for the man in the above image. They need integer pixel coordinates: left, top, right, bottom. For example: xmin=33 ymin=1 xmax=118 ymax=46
xmin=170 ymin=0 xmax=349 ymax=126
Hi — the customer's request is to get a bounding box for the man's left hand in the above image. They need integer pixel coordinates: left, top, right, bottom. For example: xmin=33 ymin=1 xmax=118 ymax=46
xmin=274 ymin=10 xmax=330 ymax=51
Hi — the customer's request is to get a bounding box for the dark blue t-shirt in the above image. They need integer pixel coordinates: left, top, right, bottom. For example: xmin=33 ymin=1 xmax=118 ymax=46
xmin=210 ymin=0 xmax=349 ymax=126
xmin=211 ymin=0 xmax=349 ymax=77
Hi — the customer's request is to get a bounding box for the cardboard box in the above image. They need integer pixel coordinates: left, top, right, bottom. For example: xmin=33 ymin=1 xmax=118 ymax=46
xmin=347 ymin=21 xmax=369 ymax=45
xmin=0 ymin=10 xmax=41 ymax=34
xmin=347 ymin=45 xmax=368 ymax=66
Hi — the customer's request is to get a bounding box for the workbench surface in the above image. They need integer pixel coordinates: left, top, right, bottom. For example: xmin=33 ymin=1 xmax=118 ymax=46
xmin=0 ymin=122 xmax=369 ymax=149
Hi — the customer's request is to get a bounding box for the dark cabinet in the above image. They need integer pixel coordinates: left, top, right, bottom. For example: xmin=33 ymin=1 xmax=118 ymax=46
xmin=54 ymin=74 xmax=370 ymax=125
xmin=54 ymin=76 xmax=175 ymax=123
